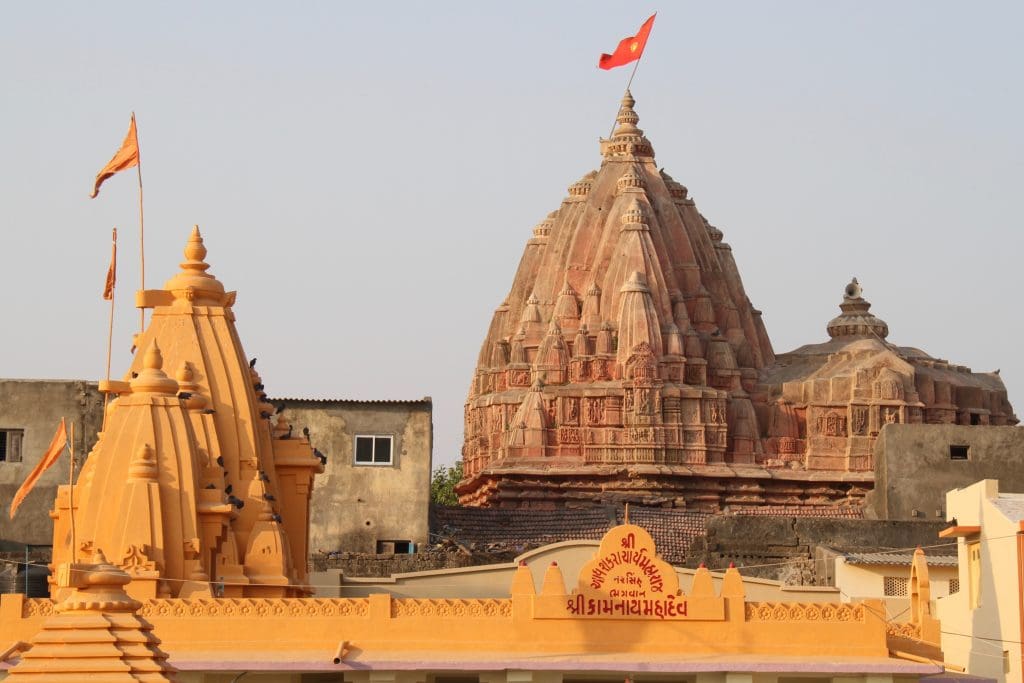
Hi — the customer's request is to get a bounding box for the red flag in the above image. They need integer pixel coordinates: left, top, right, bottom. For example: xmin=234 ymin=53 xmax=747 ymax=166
xmin=90 ymin=114 xmax=140 ymax=198
xmin=599 ymin=14 xmax=656 ymax=70
xmin=9 ymin=419 xmax=68 ymax=519
xmin=103 ymin=228 xmax=117 ymax=300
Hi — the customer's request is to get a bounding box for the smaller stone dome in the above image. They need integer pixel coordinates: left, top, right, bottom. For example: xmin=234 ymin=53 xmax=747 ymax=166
xmin=826 ymin=277 xmax=889 ymax=340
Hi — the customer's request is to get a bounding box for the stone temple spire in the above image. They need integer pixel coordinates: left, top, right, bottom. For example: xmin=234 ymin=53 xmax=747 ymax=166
xmin=463 ymin=92 xmax=1018 ymax=512
xmin=460 ymin=92 xmax=774 ymax=506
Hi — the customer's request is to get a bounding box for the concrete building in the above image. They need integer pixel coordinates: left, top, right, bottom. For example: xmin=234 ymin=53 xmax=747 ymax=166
xmin=0 ymin=380 xmax=102 ymax=545
xmin=938 ymin=479 xmax=1024 ymax=682
xmin=869 ymin=424 xmax=1024 ymax=521
xmin=275 ymin=397 xmax=433 ymax=555
xmin=833 ymin=550 xmax=959 ymax=620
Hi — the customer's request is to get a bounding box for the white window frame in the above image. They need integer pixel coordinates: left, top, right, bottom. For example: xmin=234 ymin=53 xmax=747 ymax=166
xmin=353 ymin=434 xmax=394 ymax=466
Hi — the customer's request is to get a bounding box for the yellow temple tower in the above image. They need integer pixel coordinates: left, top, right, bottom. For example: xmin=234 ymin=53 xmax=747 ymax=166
xmin=48 ymin=227 xmax=323 ymax=600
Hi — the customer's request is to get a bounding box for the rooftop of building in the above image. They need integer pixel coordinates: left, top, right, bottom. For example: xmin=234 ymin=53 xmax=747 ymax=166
xmin=842 ymin=551 xmax=958 ymax=568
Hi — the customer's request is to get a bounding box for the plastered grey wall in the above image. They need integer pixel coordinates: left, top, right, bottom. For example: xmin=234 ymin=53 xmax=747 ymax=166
xmin=0 ymin=380 xmax=102 ymax=545
xmin=868 ymin=424 xmax=1024 ymax=520
xmin=277 ymin=399 xmax=433 ymax=554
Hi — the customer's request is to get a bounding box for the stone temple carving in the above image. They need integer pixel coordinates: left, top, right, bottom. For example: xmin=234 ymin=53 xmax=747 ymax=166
xmin=458 ymin=92 xmax=1016 ymax=510
xmin=762 ymin=277 xmax=1016 ymax=472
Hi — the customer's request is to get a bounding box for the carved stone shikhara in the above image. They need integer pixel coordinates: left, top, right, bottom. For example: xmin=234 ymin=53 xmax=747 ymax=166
xmin=459 ymin=93 xmax=1016 ymax=510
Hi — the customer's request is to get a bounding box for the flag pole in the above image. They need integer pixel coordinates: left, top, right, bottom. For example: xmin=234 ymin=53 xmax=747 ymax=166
xmin=624 ymin=55 xmax=642 ymax=93
xmin=134 ymin=112 xmax=146 ymax=336
xmin=102 ymin=228 xmax=117 ymax=432
xmin=68 ymin=420 xmax=76 ymax=563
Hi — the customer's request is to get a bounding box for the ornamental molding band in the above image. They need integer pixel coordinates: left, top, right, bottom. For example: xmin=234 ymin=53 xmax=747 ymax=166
xmin=459 ymin=92 xmax=1017 ymax=510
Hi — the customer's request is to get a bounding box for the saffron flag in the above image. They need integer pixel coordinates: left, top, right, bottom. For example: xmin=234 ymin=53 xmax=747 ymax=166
xmin=9 ymin=418 xmax=68 ymax=519
xmin=103 ymin=228 xmax=117 ymax=300
xmin=90 ymin=114 xmax=139 ymax=198
xmin=599 ymin=14 xmax=656 ymax=70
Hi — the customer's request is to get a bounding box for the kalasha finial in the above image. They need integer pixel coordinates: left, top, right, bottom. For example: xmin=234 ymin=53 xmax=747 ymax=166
xmin=182 ymin=225 xmax=210 ymax=274
xmin=614 ymin=90 xmax=641 ymax=135
xmin=164 ymin=225 xmax=226 ymax=304
xmin=131 ymin=341 xmax=179 ymax=395
xmin=144 ymin=341 xmax=164 ymax=371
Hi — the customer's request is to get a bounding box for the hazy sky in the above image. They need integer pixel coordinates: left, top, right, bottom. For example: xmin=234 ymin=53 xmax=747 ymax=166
xmin=2 ymin=2 xmax=1021 ymax=468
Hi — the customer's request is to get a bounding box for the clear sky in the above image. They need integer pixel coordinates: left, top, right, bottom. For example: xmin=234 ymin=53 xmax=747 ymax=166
xmin=2 ymin=2 xmax=1021 ymax=468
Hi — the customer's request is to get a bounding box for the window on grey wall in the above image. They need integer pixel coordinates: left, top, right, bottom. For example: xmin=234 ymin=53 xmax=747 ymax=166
xmin=0 ymin=429 xmax=25 ymax=463
xmin=354 ymin=435 xmax=393 ymax=465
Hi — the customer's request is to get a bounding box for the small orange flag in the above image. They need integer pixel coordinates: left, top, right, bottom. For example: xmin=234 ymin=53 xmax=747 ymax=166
xmin=90 ymin=114 xmax=139 ymax=198
xmin=9 ymin=418 xmax=68 ymax=519
xmin=103 ymin=228 xmax=117 ymax=300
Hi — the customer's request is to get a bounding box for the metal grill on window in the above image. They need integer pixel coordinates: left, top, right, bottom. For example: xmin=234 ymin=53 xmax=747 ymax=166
xmin=883 ymin=576 xmax=908 ymax=597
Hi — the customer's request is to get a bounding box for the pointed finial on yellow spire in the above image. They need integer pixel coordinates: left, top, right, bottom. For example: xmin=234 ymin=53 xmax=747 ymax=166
xmin=144 ymin=341 xmax=163 ymax=370
xmin=183 ymin=225 xmax=209 ymax=269
xmin=164 ymin=225 xmax=226 ymax=304
xmin=130 ymin=341 xmax=179 ymax=395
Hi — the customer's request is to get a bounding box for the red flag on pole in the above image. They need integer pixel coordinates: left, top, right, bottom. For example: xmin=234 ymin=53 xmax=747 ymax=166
xmin=90 ymin=114 xmax=140 ymax=198
xmin=9 ymin=419 xmax=68 ymax=519
xmin=103 ymin=228 xmax=117 ymax=300
xmin=599 ymin=14 xmax=656 ymax=70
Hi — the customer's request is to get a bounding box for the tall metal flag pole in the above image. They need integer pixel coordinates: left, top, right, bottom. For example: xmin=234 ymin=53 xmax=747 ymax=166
xmin=89 ymin=113 xmax=143 ymax=335
xmin=68 ymin=420 xmax=76 ymax=563
xmin=102 ymin=228 xmax=118 ymax=432
xmin=624 ymin=55 xmax=643 ymax=94
xmin=133 ymin=112 xmax=147 ymax=336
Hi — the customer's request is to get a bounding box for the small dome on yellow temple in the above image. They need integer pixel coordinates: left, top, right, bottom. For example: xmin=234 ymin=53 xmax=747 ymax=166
xmin=129 ymin=341 xmax=178 ymax=395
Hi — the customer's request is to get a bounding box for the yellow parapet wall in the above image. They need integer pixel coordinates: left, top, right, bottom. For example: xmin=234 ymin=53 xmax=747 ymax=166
xmin=1 ymin=524 xmax=934 ymax=678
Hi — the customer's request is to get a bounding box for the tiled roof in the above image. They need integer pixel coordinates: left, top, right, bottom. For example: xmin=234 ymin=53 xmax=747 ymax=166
xmin=431 ymin=506 xmax=711 ymax=564
xmin=432 ymin=504 xmax=871 ymax=565
xmin=733 ymin=506 xmax=864 ymax=519
xmin=843 ymin=552 xmax=958 ymax=567
xmin=270 ymin=396 xmax=432 ymax=405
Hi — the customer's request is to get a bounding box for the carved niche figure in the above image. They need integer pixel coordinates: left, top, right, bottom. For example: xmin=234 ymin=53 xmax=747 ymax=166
xmin=586 ymin=398 xmax=604 ymax=424
xmin=708 ymin=400 xmax=724 ymax=424
xmin=565 ymin=398 xmax=580 ymax=425
xmin=851 ymin=406 xmax=868 ymax=436
xmin=816 ymin=410 xmax=847 ymax=437
xmin=883 ymin=407 xmax=900 ymax=425
xmin=875 ymin=368 xmax=904 ymax=401
xmin=637 ymin=388 xmax=652 ymax=415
